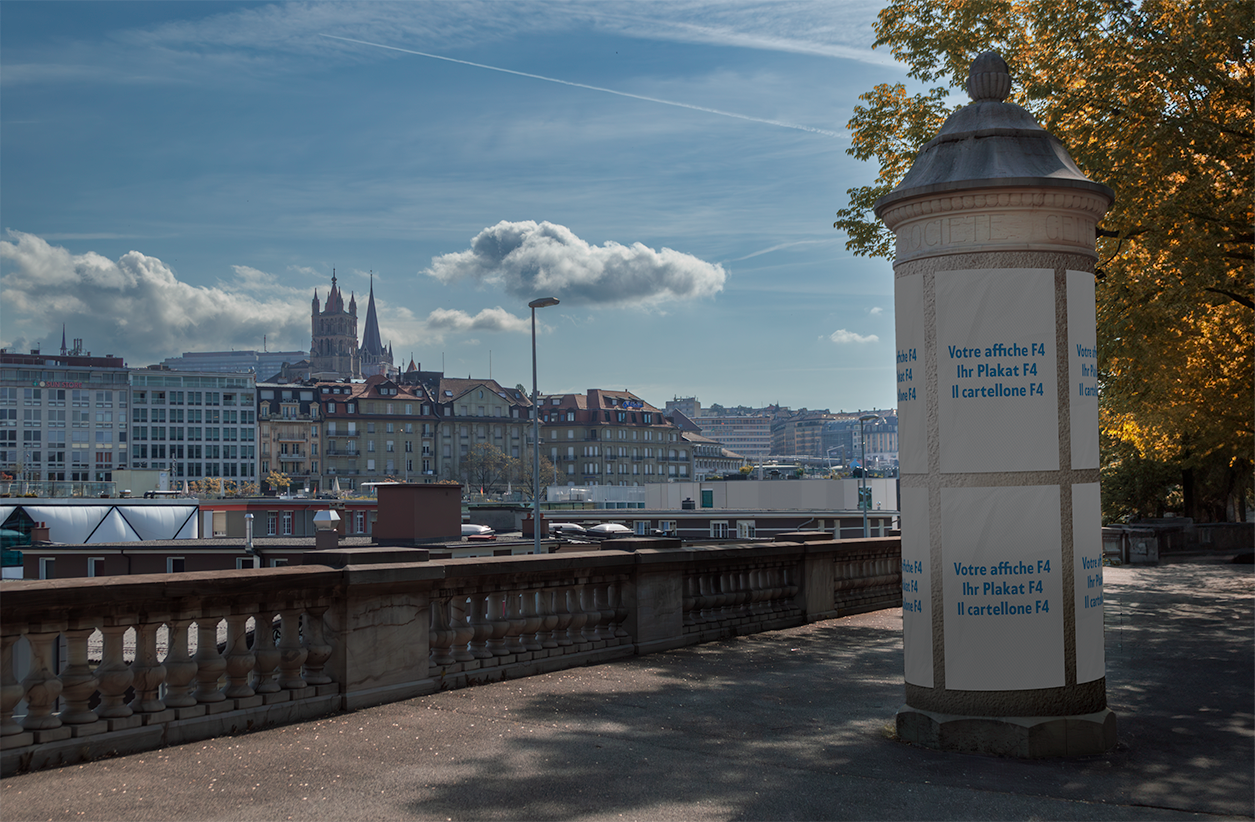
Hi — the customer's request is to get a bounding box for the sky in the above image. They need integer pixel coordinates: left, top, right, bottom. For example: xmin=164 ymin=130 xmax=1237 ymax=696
xmin=0 ymin=1 xmax=916 ymax=413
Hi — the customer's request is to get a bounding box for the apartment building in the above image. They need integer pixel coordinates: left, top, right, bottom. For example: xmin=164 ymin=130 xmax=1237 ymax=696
xmin=318 ymin=375 xmax=441 ymax=490
xmin=435 ymin=377 xmax=533 ymax=482
xmin=539 ymin=389 xmax=689 ymax=485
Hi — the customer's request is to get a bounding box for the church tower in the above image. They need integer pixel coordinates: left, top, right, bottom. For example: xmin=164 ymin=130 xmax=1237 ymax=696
xmin=309 ymin=271 xmax=360 ymax=379
xmin=359 ymin=273 xmax=395 ymax=378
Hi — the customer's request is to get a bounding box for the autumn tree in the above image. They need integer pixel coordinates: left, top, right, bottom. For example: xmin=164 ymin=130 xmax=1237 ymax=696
xmin=265 ymin=469 xmax=291 ymax=495
xmin=836 ymin=0 xmax=1252 ymax=521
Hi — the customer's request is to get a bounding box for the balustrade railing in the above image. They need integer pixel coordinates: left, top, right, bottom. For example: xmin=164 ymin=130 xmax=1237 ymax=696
xmin=2 ymin=535 xmax=900 ymax=775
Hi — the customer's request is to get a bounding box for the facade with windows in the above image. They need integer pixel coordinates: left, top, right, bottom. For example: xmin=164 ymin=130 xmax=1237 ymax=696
xmin=692 ymin=413 xmax=772 ymax=460
xmin=684 ymin=431 xmax=746 ymax=479
xmin=538 ymin=389 xmax=689 ymax=486
xmin=0 ymin=348 xmax=131 ymax=487
xmin=318 ymin=374 xmax=441 ymax=490
xmin=435 ymin=377 xmax=532 ymax=486
xmin=129 ymin=369 xmax=257 ymax=485
xmin=257 ymin=382 xmax=323 ymax=492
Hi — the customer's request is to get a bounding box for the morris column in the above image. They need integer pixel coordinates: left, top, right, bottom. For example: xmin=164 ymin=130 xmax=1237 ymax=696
xmin=875 ymin=52 xmax=1115 ymax=756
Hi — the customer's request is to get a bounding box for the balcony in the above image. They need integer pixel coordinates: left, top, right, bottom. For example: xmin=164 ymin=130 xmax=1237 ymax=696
xmin=324 ymin=449 xmax=360 ymax=457
xmin=327 ymin=430 xmax=360 ymax=438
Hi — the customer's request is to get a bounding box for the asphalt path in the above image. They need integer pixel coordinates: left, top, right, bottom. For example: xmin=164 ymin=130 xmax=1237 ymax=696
xmin=3 ymin=558 xmax=1251 ymax=821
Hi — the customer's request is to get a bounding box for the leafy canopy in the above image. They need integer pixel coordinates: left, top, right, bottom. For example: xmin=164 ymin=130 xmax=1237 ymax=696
xmin=838 ymin=0 xmax=1252 ymax=521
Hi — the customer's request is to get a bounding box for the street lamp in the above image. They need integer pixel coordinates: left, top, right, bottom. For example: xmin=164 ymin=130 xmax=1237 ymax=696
xmin=858 ymin=413 xmax=877 ymax=538
xmin=529 ymin=296 xmax=560 ymax=555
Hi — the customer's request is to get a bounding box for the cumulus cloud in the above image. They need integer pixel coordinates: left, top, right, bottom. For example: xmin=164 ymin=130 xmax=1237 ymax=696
xmin=868 ymin=306 xmax=883 ymax=316
xmin=425 ymin=307 xmax=531 ymax=335
xmin=425 ymin=220 xmax=725 ymax=307
xmin=0 ymin=231 xmax=529 ymax=365
xmin=0 ymin=231 xmax=311 ymax=362
xmin=828 ymin=329 xmax=879 ymax=345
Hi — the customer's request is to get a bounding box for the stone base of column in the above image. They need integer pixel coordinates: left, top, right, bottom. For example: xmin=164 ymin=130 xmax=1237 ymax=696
xmin=896 ymin=705 xmax=1116 ymax=758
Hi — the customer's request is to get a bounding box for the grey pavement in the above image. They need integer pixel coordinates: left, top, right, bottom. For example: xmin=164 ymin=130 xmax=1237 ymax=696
xmin=3 ymin=559 xmax=1251 ymax=821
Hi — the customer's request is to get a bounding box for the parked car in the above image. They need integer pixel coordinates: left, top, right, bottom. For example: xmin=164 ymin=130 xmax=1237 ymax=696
xmin=548 ymin=522 xmax=587 ymax=537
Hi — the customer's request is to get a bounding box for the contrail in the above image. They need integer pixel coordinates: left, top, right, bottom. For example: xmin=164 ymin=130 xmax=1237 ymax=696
xmin=320 ymin=33 xmax=840 ymax=138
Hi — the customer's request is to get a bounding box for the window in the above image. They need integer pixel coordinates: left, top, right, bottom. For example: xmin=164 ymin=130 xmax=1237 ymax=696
xmin=167 ymin=557 xmax=186 ymax=574
xmin=267 ymin=511 xmax=277 ymax=536
xmin=737 ymin=521 xmax=756 ymax=539
xmin=282 ymin=511 xmax=293 ymax=536
xmin=269 ymin=558 xmax=288 ymax=567
xmin=710 ymin=521 xmax=729 ymax=539
xmin=39 ymin=558 xmax=55 ymax=580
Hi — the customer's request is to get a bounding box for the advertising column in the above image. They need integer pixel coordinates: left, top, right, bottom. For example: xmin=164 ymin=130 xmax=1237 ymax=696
xmin=874 ymin=52 xmax=1116 ymax=757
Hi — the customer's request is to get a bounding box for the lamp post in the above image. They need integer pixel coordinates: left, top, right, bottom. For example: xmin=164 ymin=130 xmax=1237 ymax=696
xmin=858 ymin=413 xmax=877 ymax=538
xmin=529 ymin=296 xmax=560 ymax=555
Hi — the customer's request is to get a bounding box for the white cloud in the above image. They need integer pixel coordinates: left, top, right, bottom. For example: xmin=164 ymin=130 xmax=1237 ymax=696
xmin=828 ymin=329 xmax=879 ymax=345
xmin=425 ymin=307 xmax=531 ymax=335
xmin=426 ymin=220 xmax=726 ymax=307
xmin=0 ymin=231 xmax=310 ymax=362
xmin=0 ymin=232 xmax=537 ymax=364
xmin=868 ymin=306 xmax=883 ymax=316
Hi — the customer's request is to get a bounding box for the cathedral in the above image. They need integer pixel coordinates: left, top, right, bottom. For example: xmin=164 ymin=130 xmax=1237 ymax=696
xmin=309 ymin=272 xmax=394 ymax=380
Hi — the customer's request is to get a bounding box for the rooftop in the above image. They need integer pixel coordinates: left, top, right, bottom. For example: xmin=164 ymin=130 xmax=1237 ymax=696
xmin=2 ymin=558 xmax=1249 ymax=820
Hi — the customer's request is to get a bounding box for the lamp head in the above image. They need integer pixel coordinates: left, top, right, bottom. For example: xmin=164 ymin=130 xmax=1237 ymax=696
xmin=528 ymin=297 xmax=560 ymax=309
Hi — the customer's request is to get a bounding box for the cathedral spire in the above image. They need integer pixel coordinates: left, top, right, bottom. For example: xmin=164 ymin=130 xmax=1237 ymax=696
xmin=60 ymin=324 xmax=67 ymax=357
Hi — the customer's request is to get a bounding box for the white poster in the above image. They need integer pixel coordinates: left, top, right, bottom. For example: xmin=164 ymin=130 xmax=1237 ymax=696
xmin=1072 ymin=483 xmax=1105 ymax=683
xmin=942 ymin=485 xmax=1064 ymax=691
xmin=900 ymin=486 xmax=932 ymax=687
xmin=936 ymin=269 xmax=1059 ymax=473
xmin=1067 ymin=271 xmax=1100 ymax=469
xmin=895 ymin=274 xmax=927 ymax=474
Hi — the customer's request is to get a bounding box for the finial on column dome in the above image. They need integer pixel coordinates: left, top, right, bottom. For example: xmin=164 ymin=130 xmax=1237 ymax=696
xmin=968 ymin=51 xmax=1011 ymax=103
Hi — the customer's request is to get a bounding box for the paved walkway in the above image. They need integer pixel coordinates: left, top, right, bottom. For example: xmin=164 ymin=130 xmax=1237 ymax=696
xmin=3 ymin=559 xmax=1251 ymax=821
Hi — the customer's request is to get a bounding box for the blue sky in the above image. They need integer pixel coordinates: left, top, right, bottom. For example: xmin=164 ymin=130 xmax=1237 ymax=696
xmin=1 ymin=1 xmax=911 ymax=412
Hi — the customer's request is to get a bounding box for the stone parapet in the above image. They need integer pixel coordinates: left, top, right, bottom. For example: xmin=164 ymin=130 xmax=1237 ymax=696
xmin=1 ymin=536 xmax=901 ymax=775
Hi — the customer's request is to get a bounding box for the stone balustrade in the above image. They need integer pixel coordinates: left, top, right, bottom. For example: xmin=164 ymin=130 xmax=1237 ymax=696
xmin=1 ymin=535 xmax=900 ymax=775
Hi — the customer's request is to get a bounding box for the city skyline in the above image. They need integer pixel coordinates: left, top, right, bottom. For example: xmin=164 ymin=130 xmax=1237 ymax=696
xmin=1 ymin=1 xmax=916 ymax=411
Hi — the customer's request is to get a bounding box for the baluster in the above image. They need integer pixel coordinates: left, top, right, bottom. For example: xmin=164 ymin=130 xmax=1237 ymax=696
xmin=485 ymin=592 xmax=510 ymax=657
xmin=553 ymin=586 xmax=575 ymax=648
xmin=303 ymin=605 xmax=335 ymax=684
xmin=579 ymin=585 xmax=601 ymax=643
xmin=193 ymin=618 xmax=227 ymax=704
xmin=251 ymin=613 xmax=281 ymax=694
xmin=97 ymin=623 xmax=136 ymax=725
xmin=748 ymin=568 xmax=766 ymax=616
xmin=467 ymin=593 xmax=494 ymax=659
xmin=20 ymin=631 xmax=63 ymax=734
xmin=278 ymin=608 xmax=307 ymax=690
xmin=129 ymin=621 xmax=168 ymax=715
xmin=737 ymin=570 xmax=753 ymax=618
xmin=59 ymin=626 xmax=100 ymax=726
xmin=1 ymin=634 xmax=27 ymax=737
xmin=594 ymin=582 xmax=616 ymax=641
xmin=162 ymin=618 xmax=199 ymax=709
xmin=429 ymin=599 xmax=457 ymax=667
xmin=565 ymin=586 xmax=588 ymax=647
xmin=504 ymin=592 xmax=527 ymax=656
xmin=520 ymin=590 xmax=544 ymax=652
xmin=223 ymin=614 xmax=256 ymax=700
xmin=449 ymin=597 xmax=476 ymax=664
xmin=697 ymin=573 xmax=714 ymax=623
xmin=782 ymin=566 xmax=799 ymax=610
xmin=539 ymin=588 xmax=560 ymax=649
xmin=767 ymin=567 xmax=785 ymax=614
xmin=682 ymin=575 xmax=698 ymax=627
xmin=612 ymin=580 xmax=630 ymax=639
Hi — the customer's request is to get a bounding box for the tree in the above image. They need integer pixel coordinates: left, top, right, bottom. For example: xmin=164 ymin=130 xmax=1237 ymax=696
xmin=458 ymin=444 xmax=511 ymax=496
xmin=510 ymin=449 xmax=560 ymax=502
xmin=266 ymin=469 xmax=291 ymax=495
xmin=836 ymin=0 xmax=1252 ymax=521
